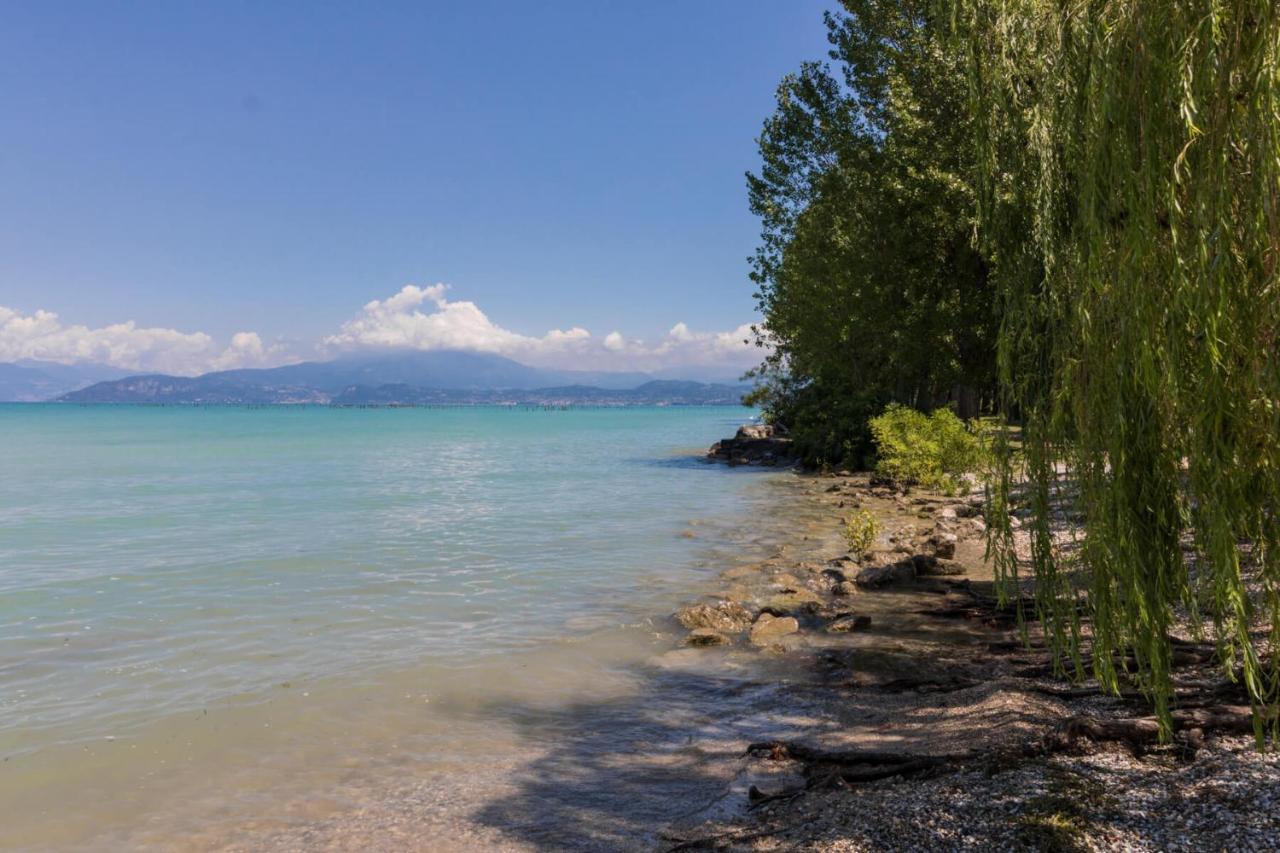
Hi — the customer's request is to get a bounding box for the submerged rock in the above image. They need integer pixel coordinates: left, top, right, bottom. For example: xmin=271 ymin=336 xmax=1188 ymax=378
xmin=827 ymin=614 xmax=872 ymax=633
xmin=685 ymin=628 xmax=730 ymax=647
xmin=675 ymin=601 xmax=753 ymax=634
xmin=750 ymin=613 xmax=800 ymax=646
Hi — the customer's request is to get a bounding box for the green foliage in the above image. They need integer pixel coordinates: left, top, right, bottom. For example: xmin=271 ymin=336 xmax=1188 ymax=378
xmin=843 ymin=509 xmax=882 ymax=557
xmin=953 ymin=0 xmax=1280 ymax=735
xmin=745 ymin=1 xmax=997 ymax=469
xmin=868 ymin=403 xmax=985 ymax=494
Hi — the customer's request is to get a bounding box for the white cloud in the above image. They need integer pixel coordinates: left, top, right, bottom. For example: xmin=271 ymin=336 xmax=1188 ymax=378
xmin=0 ymin=305 xmax=286 ymax=375
xmin=210 ymin=331 xmax=289 ymax=371
xmin=1 ymin=283 xmax=768 ymax=378
xmin=322 ymin=284 xmax=594 ymax=360
xmin=324 ymin=283 xmax=766 ymax=373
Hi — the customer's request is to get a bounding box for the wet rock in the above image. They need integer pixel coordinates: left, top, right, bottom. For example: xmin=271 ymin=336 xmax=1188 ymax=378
xmin=827 ymin=614 xmax=872 ymax=633
xmin=770 ymin=572 xmax=806 ymax=592
xmin=833 ymin=580 xmax=860 ymax=596
xmin=685 ymin=628 xmax=730 ymax=647
xmin=928 ymin=532 xmax=958 ymax=560
xmin=764 ymin=589 xmax=824 ymax=613
xmin=721 ymin=565 xmax=761 ymax=581
xmin=821 ymin=566 xmax=849 ymax=584
xmin=675 ymin=601 xmax=753 ymax=634
xmin=855 ymin=559 xmax=916 ymax=588
xmin=750 ymin=613 xmax=799 ymax=646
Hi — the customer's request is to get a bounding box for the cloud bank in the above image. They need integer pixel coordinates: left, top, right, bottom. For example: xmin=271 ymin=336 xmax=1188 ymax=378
xmin=324 ymin=284 xmax=763 ymax=373
xmin=2 ymin=282 xmax=765 ymax=377
xmin=0 ymin=306 xmax=286 ymax=375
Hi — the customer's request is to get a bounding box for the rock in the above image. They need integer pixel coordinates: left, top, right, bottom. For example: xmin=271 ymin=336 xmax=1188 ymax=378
xmin=685 ymin=628 xmax=730 ymax=647
xmin=855 ymin=559 xmax=916 ymax=588
xmin=770 ymin=572 xmax=807 ymax=592
xmin=911 ymin=553 xmax=939 ymax=573
xmin=926 ymin=558 xmax=967 ymax=576
xmin=737 ymin=423 xmax=776 ymax=440
xmin=750 ymin=613 xmax=800 ymax=646
xmin=834 ymin=580 xmax=860 ymax=596
xmin=721 ymin=565 xmax=761 ymax=580
xmin=675 ymin=601 xmax=753 ymax=634
xmin=928 ymin=532 xmax=958 ymax=560
xmin=953 ymin=504 xmax=982 ymax=518
xmin=707 ymin=424 xmax=795 ymax=466
xmin=913 ymin=553 xmax=965 ymax=575
xmin=827 ymin=614 xmax=872 ymax=633
xmin=935 ymin=507 xmax=958 ymax=521
xmin=764 ymin=589 xmax=824 ymax=613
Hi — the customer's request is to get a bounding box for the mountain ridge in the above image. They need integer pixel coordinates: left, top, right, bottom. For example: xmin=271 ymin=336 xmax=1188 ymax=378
xmin=52 ymin=351 xmax=750 ymax=405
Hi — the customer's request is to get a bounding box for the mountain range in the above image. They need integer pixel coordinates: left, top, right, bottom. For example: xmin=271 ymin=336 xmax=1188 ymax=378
xmin=17 ymin=350 xmax=751 ymax=405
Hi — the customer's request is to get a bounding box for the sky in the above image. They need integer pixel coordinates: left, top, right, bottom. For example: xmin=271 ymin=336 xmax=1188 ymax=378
xmin=0 ymin=1 xmax=834 ymax=376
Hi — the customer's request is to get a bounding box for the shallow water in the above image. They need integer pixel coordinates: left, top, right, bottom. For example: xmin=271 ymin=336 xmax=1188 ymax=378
xmin=0 ymin=404 xmax=806 ymax=849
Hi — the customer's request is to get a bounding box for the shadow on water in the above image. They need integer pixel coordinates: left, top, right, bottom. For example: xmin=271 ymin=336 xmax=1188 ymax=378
xmin=630 ymin=454 xmax=791 ymax=473
xmin=466 ymin=661 xmax=835 ymax=851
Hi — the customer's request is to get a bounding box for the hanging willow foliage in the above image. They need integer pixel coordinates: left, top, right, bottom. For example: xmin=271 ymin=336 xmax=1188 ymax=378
xmin=951 ymin=0 xmax=1280 ymax=735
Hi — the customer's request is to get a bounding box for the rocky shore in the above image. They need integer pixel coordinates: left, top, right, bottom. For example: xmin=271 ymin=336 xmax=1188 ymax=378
xmin=707 ymin=424 xmax=796 ymax=467
xmin=658 ymin=464 xmax=1280 ymax=852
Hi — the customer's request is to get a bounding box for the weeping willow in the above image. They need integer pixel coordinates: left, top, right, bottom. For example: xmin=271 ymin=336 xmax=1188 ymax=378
xmin=952 ymin=0 xmax=1280 ymax=735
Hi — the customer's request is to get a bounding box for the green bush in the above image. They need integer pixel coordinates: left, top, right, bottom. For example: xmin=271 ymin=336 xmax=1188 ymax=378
xmin=868 ymin=404 xmax=987 ymax=494
xmin=843 ymin=509 xmax=882 ymax=557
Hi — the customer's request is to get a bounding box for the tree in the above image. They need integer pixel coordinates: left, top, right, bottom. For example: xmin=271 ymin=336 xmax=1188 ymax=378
xmin=955 ymin=0 xmax=1280 ymax=734
xmin=746 ymin=1 xmax=997 ymax=468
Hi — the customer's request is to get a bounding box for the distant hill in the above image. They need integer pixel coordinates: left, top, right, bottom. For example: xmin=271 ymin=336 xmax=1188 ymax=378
xmin=57 ymin=351 xmax=750 ymax=405
xmin=0 ymin=360 xmax=133 ymax=402
xmin=328 ymin=380 xmax=749 ymax=406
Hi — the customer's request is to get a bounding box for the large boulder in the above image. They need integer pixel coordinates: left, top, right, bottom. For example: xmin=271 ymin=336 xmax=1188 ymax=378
xmin=675 ymin=601 xmax=753 ymax=634
xmin=707 ymin=424 xmax=795 ymax=466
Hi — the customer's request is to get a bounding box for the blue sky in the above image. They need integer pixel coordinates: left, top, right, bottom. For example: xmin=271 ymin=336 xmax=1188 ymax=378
xmin=1 ymin=1 xmax=833 ymax=374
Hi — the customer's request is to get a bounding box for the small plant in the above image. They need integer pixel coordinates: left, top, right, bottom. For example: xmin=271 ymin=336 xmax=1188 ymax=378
xmin=843 ymin=509 xmax=882 ymax=556
xmin=868 ymin=403 xmax=988 ymax=495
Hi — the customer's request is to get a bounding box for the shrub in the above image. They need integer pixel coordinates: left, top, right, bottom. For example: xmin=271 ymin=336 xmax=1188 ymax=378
xmin=843 ymin=509 xmax=882 ymax=556
xmin=868 ymin=404 xmax=986 ymax=494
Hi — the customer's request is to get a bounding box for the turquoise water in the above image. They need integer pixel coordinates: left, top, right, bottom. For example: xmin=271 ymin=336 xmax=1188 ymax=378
xmin=0 ymin=404 xmax=786 ymax=846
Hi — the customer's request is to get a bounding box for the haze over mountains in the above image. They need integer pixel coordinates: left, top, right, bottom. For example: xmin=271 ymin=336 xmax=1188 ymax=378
xmin=18 ymin=350 xmax=751 ymax=405
xmin=0 ymin=360 xmax=134 ymax=402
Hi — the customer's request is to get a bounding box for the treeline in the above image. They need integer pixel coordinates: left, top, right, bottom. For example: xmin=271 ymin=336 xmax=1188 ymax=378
xmin=751 ymin=1 xmax=1280 ymax=733
xmin=746 ymin=1 xmax=995 ymax=468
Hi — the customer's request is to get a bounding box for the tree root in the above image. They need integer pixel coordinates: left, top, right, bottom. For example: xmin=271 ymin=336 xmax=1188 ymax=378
xmin=1047 ymin=705 xmax=1264 ymax=756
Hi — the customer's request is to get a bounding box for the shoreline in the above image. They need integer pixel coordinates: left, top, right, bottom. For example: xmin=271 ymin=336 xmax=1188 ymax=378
xmin=660 ymin=466 xmax=1280 ymax=852
xmin=11 ymin=433 xmax=1277 ymax=851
